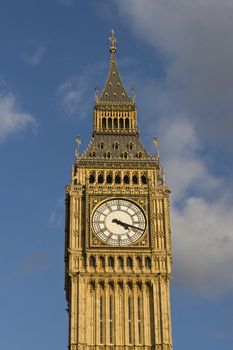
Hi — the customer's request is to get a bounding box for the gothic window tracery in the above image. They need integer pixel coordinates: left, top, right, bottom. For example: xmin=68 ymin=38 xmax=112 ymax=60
xmin=102 ymin=118 xmax=106 ymax=129
xmin=113 ymin=141 xmax=119 ymax=150
xmin=89 ymin=256 xmax=96 ymax=267
xmin=106 ymin=173 xmax=112 ymax=183
xmin=132 ymin=174 xmax=138 ymax=184
xmin=108 ymin=256 xmax=114 ymax=268
xmin=136 ymin=256 xmax=142 ymax=269
xmin=126 ymin=257 xmax=133 ymax=269
xmin=90 ymin=151 xmax=96 ymax=157
xmin=123 ymin=174 xmax=130 ymax=184
xmin=99 ymin=256 xmax=105 ymax=268
xmin=105 ymin=151 xmax=111 ymax=159
xmin=141 ymin=174 xmax=147 ymax=184
xmin=99 ymin=141 xmax=105 ymax=149
xmin=114 ymin=118 xmax=118 ymax=129
xmin=115 ymin=173 xmax=121 ymax=184
xmin=119 ymin=118 xmax=124 ymax=129
xmin=128 ymin=141 xmax=133 ymax=150
xmin=89 ymin=173 xmax=95 ymax=183
xmin=145 ymin=257 xmax=151 ymax=268
xmin=98 ymin=173 xmax=104 ymax=183
xmin=108 ymin=118 xmax=112 ymax=128
xmin=118 ymin=256 xmax=124 ymax=269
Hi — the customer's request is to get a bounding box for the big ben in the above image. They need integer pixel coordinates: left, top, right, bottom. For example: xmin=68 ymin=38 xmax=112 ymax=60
xmin=65 ymin=31 xmax=173 ymax=350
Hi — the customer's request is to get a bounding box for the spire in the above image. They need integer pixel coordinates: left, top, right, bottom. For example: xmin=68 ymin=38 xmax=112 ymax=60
xmin=96 ymin=30 xmax=132 ymax=105
xmin=93 ymin=31 xmax=138 ymax=134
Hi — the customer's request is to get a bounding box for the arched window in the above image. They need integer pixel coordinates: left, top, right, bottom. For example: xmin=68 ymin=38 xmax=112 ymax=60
xmin=118 ymin=256 xmax=124 ymax=269
xmin=108 ymin=118 xmax=112 ymax=129
xmin=98 ymin=174 xmax=104 ymax=183
xmin=126 ymin=257 xmax=133 ymax=268
xmin=100 ymin=142 xmax=105 ymax=150
xmin=125 ymin=118 xmax=129 ymax=129
xmin=106 ymin=151 xmax=111 ymax=159
xmin=123 ymin=152 xmax=128 ymax=159
xmin=113 ymin=141 xmax=119 ymax=150
xmin=74 ymin=179 xmax=77 ymax=185
xmin=108 ymin=256 xmax=114 ymax=268
xmin=137 ymin=152 xmax=142 ymax=158
xmin=89 ymin=256 xmax=96 ymax=267
xmin=136 ymin=256 xmax=142 ymax=269
xmin=90 ymin=151 xmax=96 ymax=157
xmin=115 ymin=174 xmax=121 ymax=184
xmin=132 ymin=174 xmax=138 ymax=184
xmin=124 ymin=174 xmax=130 ymax=184
xmin=119 ymin=118 xmax=124 ymax=129
xmin=99 ymin=256 xmax=105 ymax=268
xmin=128 ymin=142 xmax=133 ymax=150
xmin=102 ymin=118 xmax=106 ymax=129
xmin=106 ymin=173 xmax=112 ymax=184
xmin=141 ymin=174 xmax=147 ymax=184
xmin=114 ymin=118 xmax=118 ymax=129
xmin=89 ymin=173 xmax=95 ymax=183
xmin=145 ymin=257 xmax=151 ymax=268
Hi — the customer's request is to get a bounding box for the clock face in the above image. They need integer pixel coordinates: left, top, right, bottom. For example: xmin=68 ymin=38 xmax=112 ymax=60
xmin=92 ymin=198 xmax=146 ymax=246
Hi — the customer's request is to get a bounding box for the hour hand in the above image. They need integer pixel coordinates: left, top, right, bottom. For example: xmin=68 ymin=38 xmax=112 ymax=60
xmin=112 ymin=218 xmax=128 ymax=230
xmin=112 ymin=219 xmax=144 ymax=232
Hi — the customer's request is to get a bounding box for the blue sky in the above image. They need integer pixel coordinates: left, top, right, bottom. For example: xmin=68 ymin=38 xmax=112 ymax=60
xmin=1 ymin=1 xmax=233 ymax=349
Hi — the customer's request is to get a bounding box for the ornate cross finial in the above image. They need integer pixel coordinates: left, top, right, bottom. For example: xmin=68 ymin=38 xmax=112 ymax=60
xmin=109 ymin=29 xmax=117 ymax=53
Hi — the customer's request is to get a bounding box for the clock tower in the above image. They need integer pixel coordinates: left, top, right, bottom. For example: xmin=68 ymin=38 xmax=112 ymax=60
xmin=65 ymin=31 xmax=173 ymax=350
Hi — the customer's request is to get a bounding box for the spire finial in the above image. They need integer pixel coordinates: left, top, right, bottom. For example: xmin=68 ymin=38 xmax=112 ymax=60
xmin=109 ymin=29 xmax=117 ymax=53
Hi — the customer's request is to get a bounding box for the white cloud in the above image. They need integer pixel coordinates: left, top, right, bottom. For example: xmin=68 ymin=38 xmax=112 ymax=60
xmin=112 ymin=0 xmax=233 ymax=144
xmin=159 ymin=117 xmax=223 ymax=200
xmin=109 ymin=0 xmax=233 ymax=296
xmin=173 ymin=195 xmax=233 ymax=297
xmin=49 ymin=198 xmax=64 ymax=228
xmin=0 ymin=93 xmax=36 ymax=142
xmin=57 ymin=62 xmax=105 ymax=118
xmin=58 ymin=74 xmax=89 ymax=117
xmin=157 ymin=117 xmax=233 ymax=297
xmin=22 ymin=45 xmax=46 ymax=66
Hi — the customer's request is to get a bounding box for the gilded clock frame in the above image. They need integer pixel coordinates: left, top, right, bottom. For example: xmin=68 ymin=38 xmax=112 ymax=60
xmin=87 ymin=194 xmax=150 ymax=249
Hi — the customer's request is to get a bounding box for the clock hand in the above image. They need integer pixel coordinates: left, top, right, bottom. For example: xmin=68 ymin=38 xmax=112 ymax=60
xmin=112 ymin=218 xmax=129 ymax=229
xmin=124 ymin=223 xmax=144 ymax=232
xmin=112 ymin=219 xmax=144 ymax=232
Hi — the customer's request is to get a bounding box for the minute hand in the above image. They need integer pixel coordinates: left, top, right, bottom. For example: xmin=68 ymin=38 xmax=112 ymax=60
xmin=123 ymin=222 xmax=144 ymax=232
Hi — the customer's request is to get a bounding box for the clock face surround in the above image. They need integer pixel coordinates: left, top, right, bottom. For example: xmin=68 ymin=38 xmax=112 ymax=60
xmin=92 ymin=198 xmax=146 ymax=246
